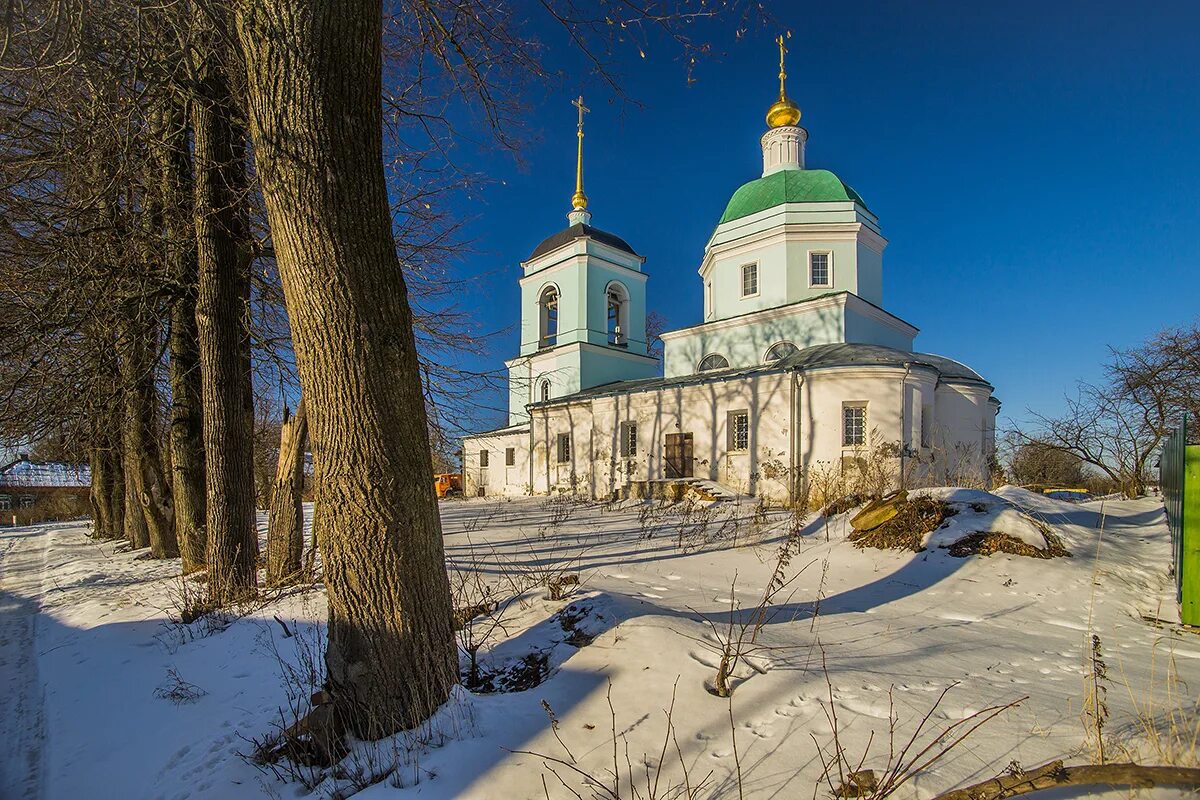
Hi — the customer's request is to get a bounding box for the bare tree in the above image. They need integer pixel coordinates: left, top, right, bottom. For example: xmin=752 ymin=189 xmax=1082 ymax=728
xmin=1011 ymin=321 xmax=1200 ymax=496
xmin=235 ymin=0 xmax=458 ymax=738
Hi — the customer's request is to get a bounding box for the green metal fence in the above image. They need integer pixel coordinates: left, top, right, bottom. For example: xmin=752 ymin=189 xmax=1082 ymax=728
xmin=1162 ymin=414 xmax=1200 ymax=626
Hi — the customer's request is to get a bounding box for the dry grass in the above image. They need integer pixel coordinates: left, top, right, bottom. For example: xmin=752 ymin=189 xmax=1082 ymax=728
xmin=947 ymin=530 xmax=1069 ymax=559
xmin=848 ymin=498 xmax=954 ymax=552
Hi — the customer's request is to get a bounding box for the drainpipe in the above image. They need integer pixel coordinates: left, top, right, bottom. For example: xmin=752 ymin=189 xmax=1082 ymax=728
xmin=788 ymin=370 xmax=795 ymax=506
xmin=789 ymin=369 xmax=804 ymax=507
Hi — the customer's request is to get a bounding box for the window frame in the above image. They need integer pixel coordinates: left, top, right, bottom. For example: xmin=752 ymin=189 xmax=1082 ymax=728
xmin=556 ymin=432 xmax=572 ymax=464
xmin=538 ymin=379 xmax=551 ymax=403
xmin=764 ymin=341 xmax=800 ymax=363
xmin=505 ymin=447 xmax=515 ymax=466
xmin=808 ymin=250 xmax=833 ymax=288
xmin=842 ymin=403 xmax=867 ymax=448
xmin=740 ymin=262 xmax=759 ymax=298
xmin=619 ymin=421 xmax=638 ymax=458
xmin=538 ymin=284 xmax=560 ymax=349
xmin=479 ymin=449 xmax=489 ymax=468
xmin=605 ymin=282 xmax=629 ymax=346
xmin=727 ymin=410 xmax=750 ymax=452
xmin=697 ymin=353 xmax=729 ymax=373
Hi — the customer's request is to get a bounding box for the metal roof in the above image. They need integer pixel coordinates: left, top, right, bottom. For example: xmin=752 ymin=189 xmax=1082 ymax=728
xmin=529 ymin=223 xmax=639 ymax=261
xmin=0 ymin=459 xmax=90 ymax=488
xmin=529 ymin=342 xmax=991 ymax=409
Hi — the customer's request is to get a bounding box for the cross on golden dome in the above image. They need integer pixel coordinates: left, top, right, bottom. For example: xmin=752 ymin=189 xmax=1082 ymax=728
xmin=766 ymin=33 xmax=802 ymax=128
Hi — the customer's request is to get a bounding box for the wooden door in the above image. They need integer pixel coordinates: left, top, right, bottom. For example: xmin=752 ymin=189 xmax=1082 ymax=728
xmin=664 ymin=433 xmax=693 ymax=479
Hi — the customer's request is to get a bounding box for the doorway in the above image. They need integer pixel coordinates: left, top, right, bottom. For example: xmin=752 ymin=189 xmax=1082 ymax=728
xmin=664 ymin=433 xmax=693 ymax=479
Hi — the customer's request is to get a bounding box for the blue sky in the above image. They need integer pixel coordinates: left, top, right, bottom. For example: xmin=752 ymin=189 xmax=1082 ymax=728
xmin=437 ymin=1 xmax=1200 ymax=433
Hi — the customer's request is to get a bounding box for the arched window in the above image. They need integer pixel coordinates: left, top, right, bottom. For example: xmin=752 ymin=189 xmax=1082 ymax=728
xmin=764 ymin=342 xmax=800 ymax=363
xmin=539 ymin=380 xmax=551 ymax=403
xmin=698 ymin=354 xmax=729 ymax=372
xmin=606 ymin=282 xmax=629 ymax=346
xmin=539 ymin=285 xmax=559 ymax=348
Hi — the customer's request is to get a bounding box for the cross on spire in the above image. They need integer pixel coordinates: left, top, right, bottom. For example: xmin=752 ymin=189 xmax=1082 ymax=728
xmin=571 ymin=95 xmax=590 ymax=212
xmin=776 ymin=33 xmax=788 ymax=98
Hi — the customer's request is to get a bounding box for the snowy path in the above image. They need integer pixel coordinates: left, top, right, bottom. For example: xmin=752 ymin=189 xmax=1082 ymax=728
xmin=0 ymin=526 xmax=48 ymax=800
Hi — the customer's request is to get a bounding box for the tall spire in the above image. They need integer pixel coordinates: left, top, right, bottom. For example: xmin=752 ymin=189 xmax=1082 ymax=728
xmin=765 ymin=33 xmax=801 ymax=128
xmin=568 ymin=95 xmax=591 ymax=225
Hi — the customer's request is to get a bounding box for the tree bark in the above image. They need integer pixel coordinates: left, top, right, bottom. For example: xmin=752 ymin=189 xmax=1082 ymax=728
xmin=235 ymin=0 xmax=457 ymax=737
xmin=193 ymin=9 xmax=259 ymax=603
xmin=117 ymin=313 xmax=177 ymax=556
xmin=89 ymin=443 xmax=114 ymax=538
xmin=266 ymin=399 xmax=307 ymax=586
xmin=158 ymin=97 xmax=209 ymax=573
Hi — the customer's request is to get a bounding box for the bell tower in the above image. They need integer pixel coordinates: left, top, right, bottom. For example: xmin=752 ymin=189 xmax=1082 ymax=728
xmin=503 ymin=97 xmax=659 ymax=425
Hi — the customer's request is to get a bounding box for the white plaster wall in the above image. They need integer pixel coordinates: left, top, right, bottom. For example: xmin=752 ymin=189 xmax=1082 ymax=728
xmin=462 ymin=429 xmax=531 ymax=497
xmin=928 ymin=383 xmax=996 ymax=485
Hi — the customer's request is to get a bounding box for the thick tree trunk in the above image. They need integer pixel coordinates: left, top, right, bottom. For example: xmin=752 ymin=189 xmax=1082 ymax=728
xmin=266 ymin=399 xmax=307 ymax=586
xmin=119 ymin=323 xmax=151 ymax=549
xmin=193 ymin=14 xmax=258 ymax=603
xmin=158 ymin=98 xmax=208 ymax=573
xmin=89 ymin=444 xmax=114 ymax=538
xmin=108 ymin=426 xmax=126 ymax=542
xmin=118 ymin=314 xmax=178 ymax=556
xmin=88 ymin=347 xmax=123 ymax=540
xmin=235 ymin=0 xmax=457 ymax=737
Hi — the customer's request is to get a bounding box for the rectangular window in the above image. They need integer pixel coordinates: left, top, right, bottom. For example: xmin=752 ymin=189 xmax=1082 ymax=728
xmin=505 ymin=447 xmax=515 ymax=466
xmin=920 ymin=405 xmax=932 ymax=448
xmin=0 ymin=495 xmax=10 ymax=511
xmin=19 ymin=495 xmax=33 ymax=509
xmin=620 ymin=422 xmax=638 ymax=457
xmin=727 ymin=410 xmax=750 ymax=451
xmin=843 ymin=404 xmax=867 ymax=447
xmin=557 ymin=433 xmax=572 ymax=463
xmin=740 ymin=263 xmax=758 ymax=297
xmin=479 ymin=449 xmax=489 ymax=468
xmin=810 ymin=252 xmax=831 ymax=287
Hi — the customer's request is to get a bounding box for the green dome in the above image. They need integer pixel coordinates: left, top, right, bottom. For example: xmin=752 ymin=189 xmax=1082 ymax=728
xmin=718 ymin=169 xmax=868 ymax=225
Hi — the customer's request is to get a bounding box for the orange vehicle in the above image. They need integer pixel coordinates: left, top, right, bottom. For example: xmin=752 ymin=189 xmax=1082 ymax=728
xmin=434 ymin=473 xmax=462 ymax=499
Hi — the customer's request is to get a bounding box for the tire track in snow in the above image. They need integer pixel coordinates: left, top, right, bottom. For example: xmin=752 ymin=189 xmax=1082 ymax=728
xmin=0 ymin=526 xmax=49 ymax=800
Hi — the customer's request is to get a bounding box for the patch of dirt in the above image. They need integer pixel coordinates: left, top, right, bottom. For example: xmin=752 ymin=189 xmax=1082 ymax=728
xmin=849 ymin=497 xmax=955 ymax=552
xmin=463 ymin=651 xmax=550 ymax=694
xmin=948 ymin=529 xmax=1070 ymax=559
xmin=558 ymin=601 xmax=597 ymax=647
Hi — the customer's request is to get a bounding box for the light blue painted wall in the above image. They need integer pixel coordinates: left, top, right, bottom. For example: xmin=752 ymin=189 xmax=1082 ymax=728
xmin=509 ymin=235 xmax=656 ymax=422
xmin=783 ymin=239 xmax=860 ymax=305
xmin=663 ymin=305 xmax=845 ymax=378
xmin=854 ymin=242 xmax=884 ymax=307
xmin=843 ymin=306 xmax=915 ymax=351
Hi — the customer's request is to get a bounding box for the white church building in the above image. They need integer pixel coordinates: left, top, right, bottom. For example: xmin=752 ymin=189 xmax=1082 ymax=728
xmin=462 ymin=46 xmax=998 ymax=503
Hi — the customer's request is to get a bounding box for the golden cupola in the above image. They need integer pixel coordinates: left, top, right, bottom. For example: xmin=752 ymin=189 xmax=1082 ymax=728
xmin=765 ymin=34 xmax=801 ymax=128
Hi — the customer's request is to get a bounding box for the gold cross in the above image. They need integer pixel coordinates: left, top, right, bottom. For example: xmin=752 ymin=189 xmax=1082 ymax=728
xmin=572 ymin=95 xmax=590 ymax=133
xmin=571 ymin=95 xmax=590 ymax=211
xmin=777 ymin=33 xmax=788 ymax=93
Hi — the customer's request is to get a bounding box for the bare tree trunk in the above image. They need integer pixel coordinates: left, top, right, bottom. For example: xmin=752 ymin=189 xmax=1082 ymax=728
xmin=236 ymin=0 xmax=457 ymax=737
xmin=159 ymin=98 xmax=208 ymax=573
xmin=118 ymin=321 xmax=151 ymax=549
xmin=89 ymin=443 xmax=114 ymax=538
xmin=194 ymin=12 xmax=258 ymax=603
xmin=108 ymin=425 xmax=126 ymax=542
xmin=118 ymin=313 xmax=178 ymax=556
xmin=266 ymin=399 xmax=307 ymax=586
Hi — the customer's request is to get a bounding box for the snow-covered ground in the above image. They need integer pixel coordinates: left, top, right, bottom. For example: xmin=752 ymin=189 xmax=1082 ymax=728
xmin=1 ymin=488 xmax=1196 ymax=799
